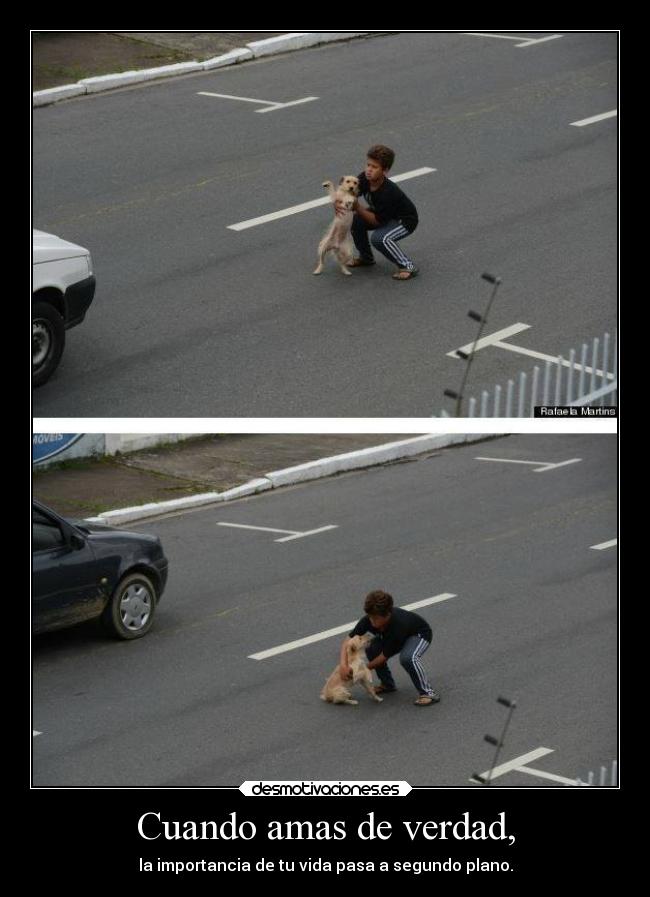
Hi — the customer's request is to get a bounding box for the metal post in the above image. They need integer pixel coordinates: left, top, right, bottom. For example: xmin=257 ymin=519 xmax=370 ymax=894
xmin=589 ymin=337 xmax=599 ymax=399
xmin=468 ymin=397 xmax=477 ymax=417
xmin=566 ymin=350 xmax=576 ymax=404
xmin=543 ymin=361 xmax=552 ymax=405
xmin=449 ymin=274 xmax=502 ymax=416
xmin=480 ymin=390 xmax=489 ymax=417
xmin=601 ymin=333 xmax=610 ymax=407
xmin=506 ymin=380 xmax=514 ymax=417
xmin=554 ymin=356 xmax=563 ymax=405
xmin=517 ymin=372 xmax=526 ymax=417
xmin=612 ymin=760 xmax=618 ymax=786
xmin=494 ymin=384 xmax=502 ymax=417
xmin=578 ymin=343 xmax=588 ymax=401
xmin=531 ymin=366 xmax=540 ymax=416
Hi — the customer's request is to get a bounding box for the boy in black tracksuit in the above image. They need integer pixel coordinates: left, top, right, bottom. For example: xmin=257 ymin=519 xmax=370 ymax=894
xmin=344 ymin=144 xmax=420 ymax=280
xmin=339 ymin=590 xmax=440 ymax=706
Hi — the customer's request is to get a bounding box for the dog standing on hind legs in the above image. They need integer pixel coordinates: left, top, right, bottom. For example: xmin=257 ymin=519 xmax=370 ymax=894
xmin=313 ymin=176 xmax=360 ymax=276
xmin=320 ymin=633 xmax=383 ymax=705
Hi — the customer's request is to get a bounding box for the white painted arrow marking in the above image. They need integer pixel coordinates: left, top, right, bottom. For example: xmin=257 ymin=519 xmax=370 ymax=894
xmin=448 ymin=324 xmax=615 ymax=380
xmin=217 ymin=522 xmax=337 ymax=542
xmin=471 ymin=747 xmax=586 ymax=785
xmin=463 ymin=33 xmax=563 ymax=47
xmin=475 ymin=457 xmax=582 ymax=472
xmin=198 ymin=92 xmax=319 ymax=113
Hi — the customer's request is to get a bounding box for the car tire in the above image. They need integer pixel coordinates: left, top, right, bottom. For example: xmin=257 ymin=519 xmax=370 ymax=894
xmin=33 ymin=300 xmax=65 ymax=387
xmin=101 ymin=572 xmax=157 ymax=640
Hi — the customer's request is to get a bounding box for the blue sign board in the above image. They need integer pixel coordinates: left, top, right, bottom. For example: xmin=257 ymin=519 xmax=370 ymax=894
xmin=33 ymin=434 xmax=83 ymax=465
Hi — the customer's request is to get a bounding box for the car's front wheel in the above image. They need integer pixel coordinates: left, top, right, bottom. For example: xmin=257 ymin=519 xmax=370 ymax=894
xmin=33 ymin=300 xmax=65 ymax=387
xmin=101 ymin=572 xmax=157 ymax=639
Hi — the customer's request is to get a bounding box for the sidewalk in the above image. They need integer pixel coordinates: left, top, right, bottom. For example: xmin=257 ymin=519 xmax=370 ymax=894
xmin=32 ymin=32 xmax=286 ymax=91
xmin=32 ymin=434 xmax=411 ymax=519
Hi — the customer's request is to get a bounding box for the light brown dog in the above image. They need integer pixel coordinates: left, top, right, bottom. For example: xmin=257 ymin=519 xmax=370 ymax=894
xmin=313 ymin=176 xmax=360 ymax=276
xmin=320 ymin=633 xmax=383 ymax=705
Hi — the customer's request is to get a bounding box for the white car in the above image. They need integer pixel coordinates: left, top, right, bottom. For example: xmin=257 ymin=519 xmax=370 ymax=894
xmin=32 ymin=229 xmax=96 ymax=386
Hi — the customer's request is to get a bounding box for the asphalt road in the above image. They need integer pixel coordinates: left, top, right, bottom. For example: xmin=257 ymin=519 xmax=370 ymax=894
xmin=32 ymin=433 xmax=617 ymax=786
xmin=32 ymin=32 xmax=617 ymax=416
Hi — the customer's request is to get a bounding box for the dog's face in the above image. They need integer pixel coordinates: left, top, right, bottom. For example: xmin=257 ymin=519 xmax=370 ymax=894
xmin=339 ymin=176 xmax=360 ymax=197
xmin=348 ymin=633 xmax=372 ymax=655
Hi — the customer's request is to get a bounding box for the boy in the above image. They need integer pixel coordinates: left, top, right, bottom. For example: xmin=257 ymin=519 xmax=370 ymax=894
xmin=340 ymin=144 xmax=420 ymax=281
xmin=339 ymin=590 xmax=440 ymax=706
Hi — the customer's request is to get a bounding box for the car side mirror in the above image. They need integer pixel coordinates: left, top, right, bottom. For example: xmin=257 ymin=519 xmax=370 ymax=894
xmin=67 ymin=530 xmax=86 ymax=550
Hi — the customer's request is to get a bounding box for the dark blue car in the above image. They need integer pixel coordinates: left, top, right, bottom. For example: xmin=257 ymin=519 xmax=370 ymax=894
xmin=32 ymin=499 xmax=169 ymax=639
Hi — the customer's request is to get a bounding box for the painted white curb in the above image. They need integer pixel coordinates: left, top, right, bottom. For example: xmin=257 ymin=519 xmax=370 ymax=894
xmin=265 ymin=434 xmax=481 ymax=487
xmin=246 ymin=32 xmax=370 ymax=57
xmin=79 ymin=61 xmax=204 ymax=93
xmin=32 ymin=84 xmax=87 ymax=106
xmin=83 ymin=433 xmax=496 ymax=526
xmin=86 ymin=492 xmax=223 ymax=526
xmin=217 ymin=478 xmax=273 ymax=502
xmin=202 ymin=48 xmax=254 ymax=70
xmin=33 ymin=32 xmax=377 ymax=106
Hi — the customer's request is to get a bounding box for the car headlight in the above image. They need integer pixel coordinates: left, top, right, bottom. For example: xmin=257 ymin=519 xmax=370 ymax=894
xmin=86 ymin=254 xmax=94 ymax=277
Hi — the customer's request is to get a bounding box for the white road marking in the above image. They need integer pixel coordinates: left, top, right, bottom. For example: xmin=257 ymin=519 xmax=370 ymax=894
xmin=590 ymin=539 xmax=617 ymax=551
xmin=198 ymin=92 xmax=319 ymax=113
xmin=475 ymin=456 xmax=582 ymax=473
xmin=275 ymin=526 xmax=338 ymax=542
xmin=198 ymin=91 xmax=279 ymax=105
xmin=516 ymin=35 xmax=564 ymax=47
xmin=228 ymin=168 xmax=437 ymax=231
xmin=473 ymin=747 xmax=554 ymax=782
xmin=447 ymin=323 xmax=531 ymax=359
xmin=257 ymin=98 xmax=319 ymax=113
xmin=472 ymin=747 xmax=589 ymax=786
xmin=571 ymin=110 xmax=617 ymax=127
xmin=516 ymin=765 xmax=587 ymax=786
xmin=249 ymin=593 xmax=457 ymax=660
xmin=217 ymin=522 xmax=338 ymax=542
xmin=463 ymin=32 xmax=563 ymax=48
xmin=33 ymin=731 xmax=42 ymax=737
xmin=448 ymin=324 xmax=615 ymax=380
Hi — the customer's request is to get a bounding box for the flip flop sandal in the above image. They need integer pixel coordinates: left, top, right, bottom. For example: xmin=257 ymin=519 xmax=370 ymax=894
xmin=414 ymin=694 xmax=440 ymax=706
xmin=347 ymin=258 xmax=376 ymax=267
xmin=392 ymin=268 xmax=419 ymax=280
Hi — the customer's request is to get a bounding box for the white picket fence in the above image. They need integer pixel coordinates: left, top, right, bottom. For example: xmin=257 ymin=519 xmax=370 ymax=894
xmin=456 ymin=332 xmax=617 ymax=417
xmin=569 ymin=760 xmax=618 ymax=787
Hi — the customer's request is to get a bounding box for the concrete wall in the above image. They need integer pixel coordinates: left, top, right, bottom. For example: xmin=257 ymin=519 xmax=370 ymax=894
xmin=32 ymin=433 xmax=196 ymax=468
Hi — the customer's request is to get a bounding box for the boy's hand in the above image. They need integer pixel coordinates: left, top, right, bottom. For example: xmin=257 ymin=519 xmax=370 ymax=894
xmin=334 ymin=199 xmax=347 ymax=218
xmin=340 ymin=664 xmax=352 ymax=680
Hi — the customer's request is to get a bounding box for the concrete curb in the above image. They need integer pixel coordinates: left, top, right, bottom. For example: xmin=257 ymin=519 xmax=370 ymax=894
xmin=84 ymin=433 xmax=498 ymax=526
xmin=33 ymin=32 xmax=379 ymax=107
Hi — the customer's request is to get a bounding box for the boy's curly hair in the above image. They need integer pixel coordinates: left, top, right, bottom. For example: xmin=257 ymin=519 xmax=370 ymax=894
xmin=364 ymin=590 xmax=394 ymax=616
xmin=367 ymin=144 xmax=395 ymax=171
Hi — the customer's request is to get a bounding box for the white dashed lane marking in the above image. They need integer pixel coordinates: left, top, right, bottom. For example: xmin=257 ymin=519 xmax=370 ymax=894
xmin=590 ymin=539 xmax=617 ymax=551
xmin=571 ymin=110 xmax=617 ymax=127
xmin=249 ymin=593 xmax=457 ymax=660
xmin=228 ymin=168 xmax=436 ymax=231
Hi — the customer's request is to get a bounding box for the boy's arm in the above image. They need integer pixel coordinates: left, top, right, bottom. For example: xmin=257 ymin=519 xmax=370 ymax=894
xmin=353 ymin=202 xmax=379 ymax=227
xmin=334 ymin=198 xmax=379 ymax=227
xmin=367 ymin=653 xmax=387 ymax=671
